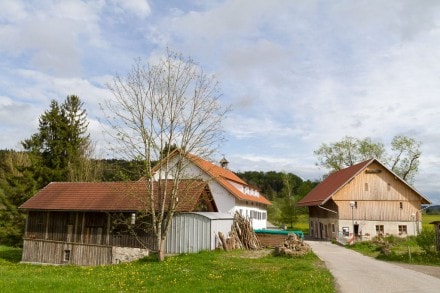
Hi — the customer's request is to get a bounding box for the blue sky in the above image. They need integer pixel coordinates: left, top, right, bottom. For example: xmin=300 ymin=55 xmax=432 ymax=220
xmin=1 ymin=0 xmax=439 ymax=204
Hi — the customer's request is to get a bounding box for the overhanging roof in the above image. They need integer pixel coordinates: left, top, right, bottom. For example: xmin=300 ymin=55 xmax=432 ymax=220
xmin=154 ymin=149 xmax=272 ymax=206
xmin=19 ymin=180 xmax=212 ymax=212
xmin=297 ymin=159 xmax=431 ymax=207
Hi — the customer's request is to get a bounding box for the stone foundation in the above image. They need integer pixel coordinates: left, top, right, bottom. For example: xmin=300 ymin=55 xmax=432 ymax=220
xmin=112 ymin=247 xmax=149 ymax=264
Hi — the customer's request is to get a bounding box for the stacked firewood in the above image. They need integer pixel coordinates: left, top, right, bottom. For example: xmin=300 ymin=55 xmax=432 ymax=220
xmin=273 ymin=233 xmax=311 ymax=257
xmin=218 ymin=212 xmax=261 ymax=251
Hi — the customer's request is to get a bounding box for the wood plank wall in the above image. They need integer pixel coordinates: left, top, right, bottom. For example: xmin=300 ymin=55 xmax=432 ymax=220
xmin=24 ymin=211 xmax=157 ymax=251
xmin=333 ymin=162 xmax=422 ymax=221
xmin=22 ymin=239 xmax=112 ymax=266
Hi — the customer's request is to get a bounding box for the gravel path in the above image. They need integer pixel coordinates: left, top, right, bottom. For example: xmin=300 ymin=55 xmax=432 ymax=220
xmin=306 ymin=241 xmax=440 ymax=293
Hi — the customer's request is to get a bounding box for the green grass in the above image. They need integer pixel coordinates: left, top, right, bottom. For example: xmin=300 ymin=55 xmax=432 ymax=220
xmin=422 ymin=214 xmax=440 ymax=231
xmin=292 ymin=214 xmax=309 ymax=234
xmin=0 ymin=246 xmax=335 ymax=293
xmin=348 ymin=235 xmax=440 ymax=265
xmin=345 ymin=213 xmax=440 ymax=266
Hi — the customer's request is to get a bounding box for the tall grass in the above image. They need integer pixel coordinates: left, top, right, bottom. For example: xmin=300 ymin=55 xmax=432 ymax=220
xmin=0 ymin=246 xmax=334 ymax=293
xmin=422 ymin=214 xmax=440 ymax=232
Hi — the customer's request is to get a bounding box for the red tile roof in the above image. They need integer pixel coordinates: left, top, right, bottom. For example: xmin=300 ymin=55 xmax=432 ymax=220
xmin=298 ymin=159 xmax=431 ymax=206
xmin=155 ymin=150 xmax=271 ymax=205
xmin=19 ymin=180 xmax=212 ymax=212
xmin=186 ymin=154 xmax=271 ymax=205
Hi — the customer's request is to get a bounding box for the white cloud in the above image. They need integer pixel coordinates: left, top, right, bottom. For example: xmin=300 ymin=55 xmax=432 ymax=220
xmin=0 ymin=0 xmax=27 ymax=21
xmin=112 ymin=0 xmax=151 ymax=18
xmin=1 ymin=0 xmax=440 ymax=203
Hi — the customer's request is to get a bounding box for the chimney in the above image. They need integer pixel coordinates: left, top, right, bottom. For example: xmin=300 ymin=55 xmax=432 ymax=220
xmin=219 ymin=157 xmax=229 ymax=169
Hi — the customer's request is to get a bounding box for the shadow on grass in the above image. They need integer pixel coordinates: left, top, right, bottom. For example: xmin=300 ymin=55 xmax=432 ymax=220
xmin=0 ymin=246 xmax=22 ymax=263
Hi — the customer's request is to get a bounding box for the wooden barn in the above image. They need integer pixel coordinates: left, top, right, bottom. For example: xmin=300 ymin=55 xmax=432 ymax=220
xmin=298 ymin=159 xmax=431 ymax=243
xmin=19 ymin=180 xmax=218 ymax=266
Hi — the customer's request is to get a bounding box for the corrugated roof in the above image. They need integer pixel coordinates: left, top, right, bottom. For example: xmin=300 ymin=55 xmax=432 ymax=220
xmin=19 ymin=180 xmax=212 ymax=212
xmin=297 ymin=159 xmax=431 ymax=206
xmin=158 ymin=150 xmax=271 ymax=205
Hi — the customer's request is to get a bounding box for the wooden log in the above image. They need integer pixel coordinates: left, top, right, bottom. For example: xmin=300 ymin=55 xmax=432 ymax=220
xmin=218 ymin=232 xmax=229 ymax=251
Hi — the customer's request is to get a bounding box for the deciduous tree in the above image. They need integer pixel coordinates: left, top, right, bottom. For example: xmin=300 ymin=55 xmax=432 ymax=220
xmin=314 ymin=135 xmax=421 ymax=183
xmin=102 ymin=50 xmax=228 ymax=261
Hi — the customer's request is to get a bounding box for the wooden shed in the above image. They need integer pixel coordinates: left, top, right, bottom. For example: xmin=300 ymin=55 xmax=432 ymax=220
xmin=19 ymin=180 xmax=217 ymax=266
xmin=298 ymin=159 xmax=431 ymax=243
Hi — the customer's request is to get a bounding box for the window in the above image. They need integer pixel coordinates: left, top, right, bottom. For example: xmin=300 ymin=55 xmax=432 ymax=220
xmin=355 ymin=201 xmax=358 ymax=209
xmin=398 ymin=225 xmax=407 ymax=234
xmin=331 ymin=223 xmax=335 ymax=233
xmin=64 ymin=250 xmax=71 ymax=262
xmin=375 ymin=225 xmax=384 ymax=235
xmin=399 ymin=202 xmax=403 ymax=209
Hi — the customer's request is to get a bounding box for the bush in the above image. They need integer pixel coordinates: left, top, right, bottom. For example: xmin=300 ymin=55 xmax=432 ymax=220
xmin=415 ymin=230 xmax=436 ymax=254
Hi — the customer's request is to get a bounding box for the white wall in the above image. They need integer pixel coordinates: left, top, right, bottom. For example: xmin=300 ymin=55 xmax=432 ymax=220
xmin=233 ymin=204 xmax=267 ymax=229
xmin=156 ymin=156 xmax=267 ymax=229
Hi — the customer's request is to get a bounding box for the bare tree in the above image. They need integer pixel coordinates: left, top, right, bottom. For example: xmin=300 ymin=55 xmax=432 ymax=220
xmin=102 ymin=50 xmax=229 ymax=261
xmin=67 ymin=140 xmax=102 ymax=182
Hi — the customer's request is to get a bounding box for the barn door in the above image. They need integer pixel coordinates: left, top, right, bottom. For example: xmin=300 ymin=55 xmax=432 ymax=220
xmin=354 ymin=224 xmax=359 ymax=238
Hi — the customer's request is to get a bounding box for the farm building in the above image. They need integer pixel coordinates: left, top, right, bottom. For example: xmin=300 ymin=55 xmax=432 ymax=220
xmin=153 ymin=149 xmax=271 ymax=229
xmin=19 ymin=180 xmax=231 ymax=266
xmin=298 ymin=159 xmax=431 ymax=243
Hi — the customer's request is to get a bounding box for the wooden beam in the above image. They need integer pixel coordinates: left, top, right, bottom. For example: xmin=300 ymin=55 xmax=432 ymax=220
xmin=74 ymin=212 xmax=78 ymax=243
xmin=80 ymin=212 xmax=85 ymax=243
xmin=106 ymin=213 xmax=110 ymax=246
xmin=45 ymin=211 xmax=50 ymax=240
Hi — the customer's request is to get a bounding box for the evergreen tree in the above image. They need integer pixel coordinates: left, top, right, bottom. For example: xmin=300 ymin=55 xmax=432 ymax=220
xmin=22 ymin=95 xmax=92 ymax=187
xmin=0 ymin=150 xmax=36 ymax=246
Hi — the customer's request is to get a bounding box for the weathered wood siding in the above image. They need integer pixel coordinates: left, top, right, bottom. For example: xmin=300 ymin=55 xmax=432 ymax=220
xmin=23 ymin=211 xmax=157 ymax=265
xmin=333 ymin=161 xmax=422 ymax=222
xmin=22 ymin=239 xmax=112 ymax=266
xmin=257 ymin=233 xmax=287 ymax=248
xmin=25 ymin=211 xmax=156 ymax=248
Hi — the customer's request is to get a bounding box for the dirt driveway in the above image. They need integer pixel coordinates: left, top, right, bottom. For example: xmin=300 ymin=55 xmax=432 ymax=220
xmin=306 ymin=240 xmax=440 ymax=293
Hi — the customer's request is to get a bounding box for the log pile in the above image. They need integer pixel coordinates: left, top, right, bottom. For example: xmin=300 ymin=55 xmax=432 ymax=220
xmin=218 ymin=212 xmax=261 ymax=251
xmin=273 ymin=233 xmax=311 ymax=257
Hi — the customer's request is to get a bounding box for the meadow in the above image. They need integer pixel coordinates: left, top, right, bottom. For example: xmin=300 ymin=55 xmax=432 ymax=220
xmin=0 ymin=246 xmax=334 ymax=293
xmin=348 ymin=214 xmax=440 ymax=266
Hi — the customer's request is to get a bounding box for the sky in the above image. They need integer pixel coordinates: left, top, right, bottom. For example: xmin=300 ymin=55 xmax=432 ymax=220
xmin=0 ymin=0 xmax=439 ymax=204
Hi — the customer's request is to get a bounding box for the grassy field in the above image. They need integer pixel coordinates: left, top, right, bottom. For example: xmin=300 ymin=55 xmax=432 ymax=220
xmin=348 ymin=214 xmax=440 ymax=266
xmin=0 ymin=246 xmax=334 ymax=293
xmin=422 ymin=214 xmax=440 ymax=231
xmin=285 ymin=213 xmax=309 ymax=233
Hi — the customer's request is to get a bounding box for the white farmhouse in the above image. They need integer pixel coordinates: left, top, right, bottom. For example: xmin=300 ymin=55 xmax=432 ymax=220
xmin=153 ymin=150 xmax=271 ymax=229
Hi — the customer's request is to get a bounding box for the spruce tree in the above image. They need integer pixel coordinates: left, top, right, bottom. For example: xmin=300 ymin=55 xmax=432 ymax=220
xmin=22 ymin=95 xmax=92 ymax=187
